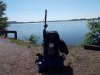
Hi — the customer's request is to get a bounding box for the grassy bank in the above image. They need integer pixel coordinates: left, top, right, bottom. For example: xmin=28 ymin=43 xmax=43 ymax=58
xmin=10 ymin=39 xmax=40 ymax=48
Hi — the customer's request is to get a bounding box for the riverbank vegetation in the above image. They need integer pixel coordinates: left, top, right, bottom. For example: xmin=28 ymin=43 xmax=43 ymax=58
xmin=10 ymin=34 xmax=39 ymax=47
xmin=82 ymin=19 xmax=100 ymax=46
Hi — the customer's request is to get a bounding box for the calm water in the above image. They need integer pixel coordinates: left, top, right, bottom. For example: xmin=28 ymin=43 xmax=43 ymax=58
xmin=7 ymin=21 xmax=89 ymax=45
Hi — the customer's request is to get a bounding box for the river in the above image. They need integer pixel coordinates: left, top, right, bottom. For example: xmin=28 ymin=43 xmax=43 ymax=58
xmin=7 ymin=20 xmax=89 ymax=45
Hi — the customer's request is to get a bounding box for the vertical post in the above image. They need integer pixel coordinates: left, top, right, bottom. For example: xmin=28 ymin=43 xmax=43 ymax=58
xmin=45 ymin=9 xmax=47 ymax=26
xmin=15 ymin=31 xmax=17 ymax=39
xmin=4 ymin=31 xmax=7 ymax=38
xmin=44 ymin=9 xmax=48 ymax=29
xmin=43 ymin=9 xmax=48 ymax=40
xmin=43 ymin=9 xmax=48 ymax=56
xmin=5 ymin=32 xmax=7 ymax=38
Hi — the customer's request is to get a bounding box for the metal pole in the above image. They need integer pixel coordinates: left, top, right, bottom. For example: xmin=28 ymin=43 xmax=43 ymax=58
xmin=44 ymin=9 xmax=48 ymax=29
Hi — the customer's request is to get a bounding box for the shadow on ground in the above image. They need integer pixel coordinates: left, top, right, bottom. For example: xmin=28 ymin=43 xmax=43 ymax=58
xmin=39 ymin=66 xmax=73 ymax=75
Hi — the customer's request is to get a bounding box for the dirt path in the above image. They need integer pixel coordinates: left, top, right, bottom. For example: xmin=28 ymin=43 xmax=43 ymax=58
xmin=0 ymin=38 xmax=40 ymax=75
xmin=0 ymin=38 xmax=100 ymax=75
xmin=66 ymin=47 xmax=100 ymax=75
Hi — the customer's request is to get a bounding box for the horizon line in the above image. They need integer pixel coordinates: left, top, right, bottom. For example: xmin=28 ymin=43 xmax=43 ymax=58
xmin=8 ymin=17 xmax=100 ymax=22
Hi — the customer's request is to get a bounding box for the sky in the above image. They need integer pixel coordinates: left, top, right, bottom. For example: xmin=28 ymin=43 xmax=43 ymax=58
xmin=3 ymin=0 xmax=100 ymax=22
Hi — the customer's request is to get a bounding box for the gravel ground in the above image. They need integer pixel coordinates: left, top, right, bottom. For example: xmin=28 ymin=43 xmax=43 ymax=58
xmin=0 ymin=38 xmax=100 ymax=75
xmin=66 ymin=47 xmax=100 ymax=75
xmin=0 ymin=38 xmax=40 ymax=75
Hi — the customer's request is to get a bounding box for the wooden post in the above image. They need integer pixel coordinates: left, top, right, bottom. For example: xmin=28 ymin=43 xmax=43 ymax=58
xmin=84 ymin=44 xmax=100 ymax=51
xmin=4 ymin=30 xmax=7 ymax=38
xmin=15 ymin=31 xmax=17 ymax=39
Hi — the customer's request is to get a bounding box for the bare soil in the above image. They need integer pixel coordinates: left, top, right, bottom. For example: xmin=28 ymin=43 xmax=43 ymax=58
xmin=0 ymin=38 xmax=100 ymax=75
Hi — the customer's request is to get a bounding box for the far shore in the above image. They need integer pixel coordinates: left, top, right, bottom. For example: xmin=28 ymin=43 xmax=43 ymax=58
xmin=8 ymin=18 xmax=100 ymax=24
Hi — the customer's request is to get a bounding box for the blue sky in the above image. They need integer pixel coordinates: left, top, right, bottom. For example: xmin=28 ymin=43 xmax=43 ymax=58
xmin=3 ymin=0 xmax=100 ymax=22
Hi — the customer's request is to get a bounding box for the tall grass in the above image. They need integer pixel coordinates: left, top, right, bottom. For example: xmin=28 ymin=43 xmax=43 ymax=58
xmin=10 ymin=34 xmax=40 ymax=47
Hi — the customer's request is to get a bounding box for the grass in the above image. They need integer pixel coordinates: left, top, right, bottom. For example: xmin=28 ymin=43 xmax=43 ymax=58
xmin=10 ymin=39 xmax=40 ymax=48
xmin=10 ymin=39 xmax=28 ymax=45
xmin=10 ymin=34 xmax=40 ymax=47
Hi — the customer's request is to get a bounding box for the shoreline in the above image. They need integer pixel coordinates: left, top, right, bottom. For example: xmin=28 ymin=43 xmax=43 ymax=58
xmin=8 ymin=18 xmax=100 ymax=24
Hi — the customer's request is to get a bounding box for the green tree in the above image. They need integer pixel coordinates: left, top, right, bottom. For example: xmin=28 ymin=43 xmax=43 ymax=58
xmin=0 ymin=0 xmax=8 ymax=30
xmin=83 ymin=19 xmax=100 ymax=46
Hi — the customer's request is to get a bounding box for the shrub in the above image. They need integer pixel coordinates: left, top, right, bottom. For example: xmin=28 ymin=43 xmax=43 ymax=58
xmin=28 ymin=34 xmax=39 ymax=45
xmin=82 ymin=19 xmax=100 ymax=46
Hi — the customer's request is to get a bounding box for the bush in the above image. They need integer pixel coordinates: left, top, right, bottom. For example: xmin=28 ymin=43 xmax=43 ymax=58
xmin=82 ymin=19 xmax=100 ymax=46
xmin=28 ymin=34 xmax=39 ymax=45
